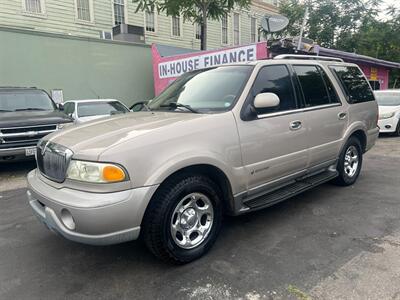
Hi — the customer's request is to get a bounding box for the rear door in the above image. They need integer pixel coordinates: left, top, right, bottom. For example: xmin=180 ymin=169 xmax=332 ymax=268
xmin=291 ymin=64 xmax=348 ymax=170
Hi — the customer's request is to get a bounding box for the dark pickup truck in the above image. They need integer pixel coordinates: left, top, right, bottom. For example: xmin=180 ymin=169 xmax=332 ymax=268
xmin=0 ymin=87 xmax=72 ymax=161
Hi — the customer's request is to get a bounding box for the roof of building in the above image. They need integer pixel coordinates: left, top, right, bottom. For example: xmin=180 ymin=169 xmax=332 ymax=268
xmin=317 ymin=47 xmax=400 ymax=69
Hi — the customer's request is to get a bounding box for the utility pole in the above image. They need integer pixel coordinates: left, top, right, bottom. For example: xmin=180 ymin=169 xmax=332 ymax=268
xmin=297 ymin=7 xmax=309 ymax=51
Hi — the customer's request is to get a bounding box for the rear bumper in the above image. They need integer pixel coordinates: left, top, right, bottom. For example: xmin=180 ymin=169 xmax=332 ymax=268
xmin=27 ymin=169 xmax=159 ymax=246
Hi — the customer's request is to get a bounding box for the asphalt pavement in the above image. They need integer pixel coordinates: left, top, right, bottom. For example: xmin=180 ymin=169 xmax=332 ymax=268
xmin=0 ymin=136 xmax=399 ymax=300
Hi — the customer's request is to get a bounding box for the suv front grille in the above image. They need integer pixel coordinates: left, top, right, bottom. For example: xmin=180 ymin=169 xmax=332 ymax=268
xmin=0 ymin=124 xmax=57 ymax=149
xmin=36 ymin=141 xmax=73 ymax=183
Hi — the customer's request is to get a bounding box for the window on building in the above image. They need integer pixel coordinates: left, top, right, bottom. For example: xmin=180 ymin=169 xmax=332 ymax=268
xmin=24 ymin=0 xmax=44 ymax=14
xmin=251 ymin=65 xmax=297 ymax=114
xmin=330 ymin=66 xmax=375 ymax=103
xmin=233 ymin=13 xmax=240 ymax=45
xmin=172 ymin=15 xmax=181 ymax=37
xmin=113 ymin=0 xmax=125 ymax=25
xmin=251 ymin=17 xmax=257 ymax=43
xmin=195 ymin=23 xmax=202 ymax=40
xmin=76 ymin=0 xmax=92 ymax=22
xmin=221 ymin=14 xmax=228 ymax=44
xmin=145 ymin=7 xmax=155 ymax=32
xmin=294 ymin=65 xmax=338 ymax=107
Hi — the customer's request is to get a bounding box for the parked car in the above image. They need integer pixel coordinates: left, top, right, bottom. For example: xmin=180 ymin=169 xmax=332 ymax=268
xmin=0 ymin=87 xmax=72 ymax=162
xmin=27 ymin=55 xmax=379 ymax=263
xmin=374 ymin=89 xmax=400 ymax=135
xmin=62 ymin=99 xmax=130 ymax=124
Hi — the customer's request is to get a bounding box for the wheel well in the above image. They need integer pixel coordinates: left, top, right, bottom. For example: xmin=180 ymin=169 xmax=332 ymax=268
xmin=350 ymin=130 xmax=367 ymax=152
xmin=159 ymin=164 xmax=234 ymax=215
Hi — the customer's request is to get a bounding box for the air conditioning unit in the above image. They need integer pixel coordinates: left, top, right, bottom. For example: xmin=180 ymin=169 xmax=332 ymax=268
xmin=112 ymin=24 xmax=145 ymax=43
xmin=100 ymin=31 xmax=113 ymax=40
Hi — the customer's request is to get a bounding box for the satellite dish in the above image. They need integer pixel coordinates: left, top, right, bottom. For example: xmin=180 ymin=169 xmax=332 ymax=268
xmin=261 ymin=14 xmax=289 ymax=33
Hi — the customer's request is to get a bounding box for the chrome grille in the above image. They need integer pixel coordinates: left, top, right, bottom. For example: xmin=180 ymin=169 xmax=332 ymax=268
xmin=0 ymin=124 xmax=57 ymax=149
xmin=36 ymin=141 xmax=73 ymax=183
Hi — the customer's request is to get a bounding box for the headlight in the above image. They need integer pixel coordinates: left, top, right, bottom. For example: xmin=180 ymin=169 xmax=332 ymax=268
xmin=66 ymin=160 xmax=127 ymax=183
xmin=379 ymin=112 xmax=395 ymax=119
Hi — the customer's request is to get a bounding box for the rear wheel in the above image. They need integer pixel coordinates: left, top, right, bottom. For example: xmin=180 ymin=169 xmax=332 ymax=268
xmin=332 ymin=137 xmax=363 ymax=186
xmin=142 ymin=174 xmax=222 ymax=264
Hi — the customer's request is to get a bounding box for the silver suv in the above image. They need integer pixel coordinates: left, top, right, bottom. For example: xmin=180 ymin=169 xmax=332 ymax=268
xmin=27 ymin=55 xmax=379 ymax=263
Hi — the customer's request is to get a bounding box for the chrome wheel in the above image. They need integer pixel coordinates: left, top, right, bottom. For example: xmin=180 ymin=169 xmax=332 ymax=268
xmin=344 ymin=145 xmax=359 ymax=177
xmin=170 ymin=192 xmax=214 ymax=249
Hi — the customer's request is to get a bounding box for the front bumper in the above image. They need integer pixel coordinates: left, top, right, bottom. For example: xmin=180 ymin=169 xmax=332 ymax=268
xmin=27 ymin=169 xmax=158 ymax=246
xmin=0 ymin=146 xmax=36 ymax=161
xmin=378 ymin=117 xmax=399 ymax=133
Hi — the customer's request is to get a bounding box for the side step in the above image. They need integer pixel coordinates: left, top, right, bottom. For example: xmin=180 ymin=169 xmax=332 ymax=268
xmin=244 ymin=170 xmax=338 ymax=210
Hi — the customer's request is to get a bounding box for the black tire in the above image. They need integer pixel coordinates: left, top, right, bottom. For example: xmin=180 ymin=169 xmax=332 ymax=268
xmin=142 ymin=173 xmax=223 ymax=264
xmin=394 ymin=120 xmax=400 ymax=137
xmin=332 ymin=136 xmax=363 ymax=186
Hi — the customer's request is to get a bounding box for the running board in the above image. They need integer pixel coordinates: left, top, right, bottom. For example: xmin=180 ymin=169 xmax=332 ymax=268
xmin=244 ymin=170 xmax=338 ymax=210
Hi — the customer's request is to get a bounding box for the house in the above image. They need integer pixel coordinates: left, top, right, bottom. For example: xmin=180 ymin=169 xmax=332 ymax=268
xmin=0 ymin=0 xmax=279 ymax=50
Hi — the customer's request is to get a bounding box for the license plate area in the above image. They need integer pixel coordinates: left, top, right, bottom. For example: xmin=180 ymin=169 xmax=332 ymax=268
xmin=25 ymin=147 xmax=37 ymax=156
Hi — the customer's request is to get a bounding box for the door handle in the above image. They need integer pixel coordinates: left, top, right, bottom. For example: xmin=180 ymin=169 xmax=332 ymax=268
xmin=290 ymin=120 xmax=302 ymax=130
xmin=338 ymin=112 xmax=347 ymax=120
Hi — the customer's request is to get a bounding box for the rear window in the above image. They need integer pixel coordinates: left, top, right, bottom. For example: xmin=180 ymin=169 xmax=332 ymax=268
xmin=330 ymin=66 xmax=375 ymax=104
xmin=77 ymin=101 xmax=128 ymax=117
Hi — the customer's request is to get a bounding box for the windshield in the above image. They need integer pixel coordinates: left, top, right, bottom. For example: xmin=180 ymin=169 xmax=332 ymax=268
xmin=77 ymin=101 xmax=129 ymax=117
xmin=148 ymin=66 xmax=253 ymax=113
xmin=0 ymin=90 xmax=55 ymax=112
xmin=375 ymin=92 xmax=400 ymax=106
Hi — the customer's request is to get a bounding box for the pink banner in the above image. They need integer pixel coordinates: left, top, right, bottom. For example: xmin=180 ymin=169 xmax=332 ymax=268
xmin=152 ymin=42 xmax=268 ymax=96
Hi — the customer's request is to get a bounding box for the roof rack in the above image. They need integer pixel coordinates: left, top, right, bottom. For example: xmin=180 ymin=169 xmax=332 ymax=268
xmin=273 ymin=54 xmax=344 ymax=62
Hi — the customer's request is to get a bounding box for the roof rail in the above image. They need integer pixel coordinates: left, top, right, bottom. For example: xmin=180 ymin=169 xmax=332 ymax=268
xmin=273 ymin=54 xmax=344 ymax=62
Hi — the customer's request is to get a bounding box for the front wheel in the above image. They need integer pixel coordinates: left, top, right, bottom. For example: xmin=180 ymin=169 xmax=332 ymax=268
xmin=142 ymin=174 xmax=222 ymax=264
xmin=332 ymin=137 xmax=363 ymax=186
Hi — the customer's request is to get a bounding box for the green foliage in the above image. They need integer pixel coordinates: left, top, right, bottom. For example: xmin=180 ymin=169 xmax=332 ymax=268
xmin=279 ymin=0 xmax=400 ymax=87
xmin=133 ymin=0 xmax=250 ymax=49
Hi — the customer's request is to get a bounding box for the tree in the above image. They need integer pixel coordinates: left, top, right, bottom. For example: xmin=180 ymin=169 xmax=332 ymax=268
xmin=278 ymin=0 xmax=378 ymax=47
xmin=133 ymin=0 xmax=250 ymax=50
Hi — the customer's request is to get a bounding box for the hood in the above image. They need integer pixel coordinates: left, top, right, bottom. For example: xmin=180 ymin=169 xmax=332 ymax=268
xmin=379 ymin=105 xmax=400 ymax=114
xmin=47 ymin=111 xmax=206 ymax=158
xmin=76 ymin=115 xmax=109 ymax=123
xmin=0 ymin=110 xmax=72 ymax=128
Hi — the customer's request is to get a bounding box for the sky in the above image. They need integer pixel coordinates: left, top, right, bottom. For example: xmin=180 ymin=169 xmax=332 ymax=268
xmin=380 ymin=0 xmax=400 ymax=19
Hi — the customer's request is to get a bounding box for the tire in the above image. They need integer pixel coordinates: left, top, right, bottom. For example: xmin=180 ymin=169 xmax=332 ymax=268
xmin=394 ymin=120 xmax=400 ymax=137
xmin=142 ymin=173 xmax=223 ymax=264
xmin=332 ymin=136 xmax=363 ymax=186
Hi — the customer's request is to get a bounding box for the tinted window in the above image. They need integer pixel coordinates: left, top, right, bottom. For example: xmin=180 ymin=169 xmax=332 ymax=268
xmin=0 ymin=90 xmax=55 ymax=112
xmin=318 ymin=66 xmax=340 ymax=104
xmin=294 ymin=65 xmax=332 ymax=107
xmin=251 ymin=65 xmax=297 ymax=114
xmin=330 ymin=66 xmax=375 ymax=103
xmin=77 ymin=101 xmax=129 ymax=117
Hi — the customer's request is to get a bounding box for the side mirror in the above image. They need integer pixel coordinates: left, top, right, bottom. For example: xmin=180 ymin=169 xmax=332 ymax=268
xmin=254 ymin=93 xmax=280 ymax=109
xmin=58 ymin=103 xmax=64 ymax=111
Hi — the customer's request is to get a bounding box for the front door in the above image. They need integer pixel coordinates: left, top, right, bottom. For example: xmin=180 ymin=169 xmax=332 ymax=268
xmin=236 ymin=64 xmax=309 ymax=195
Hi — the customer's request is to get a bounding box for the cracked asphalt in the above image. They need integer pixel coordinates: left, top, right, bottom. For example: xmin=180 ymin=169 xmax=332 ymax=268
xmin=0 ymin=136 xmax=399 ymax=300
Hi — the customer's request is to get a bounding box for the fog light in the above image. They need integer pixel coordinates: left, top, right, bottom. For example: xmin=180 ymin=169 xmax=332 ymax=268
xmin=61 ymin=209 xmax=75 ymax=230
xmin=385 ymin=125 xmax=392 ymax=129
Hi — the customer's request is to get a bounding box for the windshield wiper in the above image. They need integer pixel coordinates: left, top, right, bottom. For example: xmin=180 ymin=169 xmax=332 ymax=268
xmin=0 ymin=109 xmax=12 ymax=112
xmin=160 ymin=102 xmax=199 ymax=113
xmin=14 ymin=108 xmax=48 ymax=111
